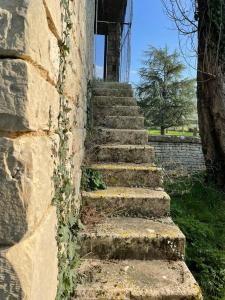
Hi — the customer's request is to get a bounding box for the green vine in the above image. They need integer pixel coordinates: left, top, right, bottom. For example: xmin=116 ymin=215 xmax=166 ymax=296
xmin=81 ymin=167 xmax=107 ymax=192
xmin=86 ymin=80 xmax=93 ymax=130
xmin=52 ymin=1 xmax=81 ymax=299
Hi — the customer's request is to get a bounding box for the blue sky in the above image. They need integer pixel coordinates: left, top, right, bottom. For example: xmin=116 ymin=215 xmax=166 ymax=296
xmin=130 ymin=0 xmax=197 ymax=84
xmin=95 ymin=0 xmax=197 ymax=83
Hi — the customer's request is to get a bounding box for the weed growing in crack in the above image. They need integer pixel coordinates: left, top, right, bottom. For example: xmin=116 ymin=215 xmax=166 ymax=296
xmin=52 ymin=1 xmax=81 ymax=299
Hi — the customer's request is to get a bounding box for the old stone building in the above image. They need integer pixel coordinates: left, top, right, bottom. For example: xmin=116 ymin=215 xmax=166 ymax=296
xmin=0 ymin=0 xmax=95 ymax=298
xmin=0 ymin=1 xmax=202 ymax=299
xmin=0 ymin=0 xmax=131 ymax=298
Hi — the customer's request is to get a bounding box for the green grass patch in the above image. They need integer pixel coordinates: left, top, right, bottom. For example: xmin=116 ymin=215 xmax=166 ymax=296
xmin=165 ymin=174 xmax=225 ymax=300
xmin=148 ymin=129 xmax=195 ymax=136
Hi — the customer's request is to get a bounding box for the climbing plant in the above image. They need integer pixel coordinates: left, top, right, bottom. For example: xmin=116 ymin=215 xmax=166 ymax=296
xmin=81 ymin=167 xmax=107 ymax=192
xmin=52 ymin=1 xmax=81 ymax=299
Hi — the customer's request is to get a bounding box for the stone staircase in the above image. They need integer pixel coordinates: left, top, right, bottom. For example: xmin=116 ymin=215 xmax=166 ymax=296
xmin=74 ymin=82 xmax=202 ymax=299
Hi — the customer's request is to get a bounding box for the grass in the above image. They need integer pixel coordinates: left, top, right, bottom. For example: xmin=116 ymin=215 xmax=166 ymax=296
xmin=165 ymin=174 xmax=225 ymax=300
xmin=148 ymin=129 xmax=195 ymax=136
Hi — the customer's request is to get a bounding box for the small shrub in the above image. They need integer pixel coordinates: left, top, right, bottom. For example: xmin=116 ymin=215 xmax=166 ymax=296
xmin=81 ymin=167 xmax=106 ymax=192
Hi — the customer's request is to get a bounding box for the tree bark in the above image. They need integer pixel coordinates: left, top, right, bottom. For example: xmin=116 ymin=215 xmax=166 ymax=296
xmin=197 ymin=0 xmax=225 ymax=189
xmin=160 ymin=127 xmax=165 ymax=135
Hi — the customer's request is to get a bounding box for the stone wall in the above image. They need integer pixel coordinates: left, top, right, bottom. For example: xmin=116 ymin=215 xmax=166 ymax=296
xmin=0 ymin=1 xmax=95 ymax=299
xmin=149 ymin=136 xmax=206 ymax=173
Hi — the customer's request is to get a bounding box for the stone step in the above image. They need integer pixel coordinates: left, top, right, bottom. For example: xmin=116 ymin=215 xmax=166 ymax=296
xmin=82 ymin=187 xmax=170 ymax=218
xmin=92 ymin=128 xmax=148 ymax=145
xmin=93 ymin=88 xmax=133 ymax=97
xmin=93 ymin=81 xmax=132 ymax=89
xmin=94 ymin=116 xmax=144 ymax=129
xmin=93 ymin=105 xmax=141 ymax=116
xmin=80 ymin=217 xmax=185 ymax=260
xmin=75 ymin=259 xmax=202 ymax=300
xmin=90 ymin=163 xmax=163 ymax=188
xmin=92 ymin=144 xmax=155 ymax=163
xmin=93 ymin=96 xmax=137 ymax=106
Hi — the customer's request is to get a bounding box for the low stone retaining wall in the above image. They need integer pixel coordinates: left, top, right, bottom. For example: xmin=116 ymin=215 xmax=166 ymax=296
xmin=149 ymin=135 xmax=206 ymax=173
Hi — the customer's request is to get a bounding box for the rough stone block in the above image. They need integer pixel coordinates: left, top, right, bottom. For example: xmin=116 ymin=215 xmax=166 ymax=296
xmin=93 ymin=128 xmax=148 ymax=145
xmin=93 ymin=96 xmax=137 ymax=106
xmin=94 ymin=105 xmax=140 ymax=117
xmin=72 ymin=128 xmax=86 ymax=154
xmin=82 ymin=187 xmax=170 ymax=218
xmin=0 ymin=135 xmax=54 ymax=245
xmin=64 ymin=0 xmax=94 ymax=100
xmin=94 ymin=116 xmax=144 ymax=129
xmin=0 ymin=207 xmax=58 ymax=300
xmin=93 ymin=145 xmax=155 ymax=164
xmin=90 ymin=163 xmax=163 ymax=188
xmin=64 ymin=41 xmax=81 ymax=100
xmin=0 ymin=59 xmax=59 ymax=132
xmin=75 ymin=260 xmax=203 ymax=300
xmin=43 ymin=0 xmax=62 ymax=39
xmin=94 ymin=81 xmax=132 ymax=89
xmin=0 ymin=0 xmax=59 ymax=82
xmin=93 ymin=88 xmax=133 ymax=97
xmin=80 ymin=217 xmax=185 ymax=260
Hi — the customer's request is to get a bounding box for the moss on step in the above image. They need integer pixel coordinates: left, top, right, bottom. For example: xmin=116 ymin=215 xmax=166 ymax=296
xmin=74 ymin=259 xmax=203 ymax=299
xmin=80 ymin=217 xmax=185 ymax=260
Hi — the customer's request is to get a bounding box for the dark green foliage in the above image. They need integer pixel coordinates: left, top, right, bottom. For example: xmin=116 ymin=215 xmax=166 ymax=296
xmin=86 ymin=81 xmax=93 ymax=130
xmin=166 ymin=174 xmax=225 ymax=299
xmin=55 ymin=212 xmax=82 ymax=299
xmin=136 ymin=46 xmax=195 ymax=134
xmin=81 ymin=167 xmax=107 ymax=192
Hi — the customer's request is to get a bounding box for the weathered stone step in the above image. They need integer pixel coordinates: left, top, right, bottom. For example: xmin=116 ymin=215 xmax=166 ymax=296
xmin=80 ymin=217 xmax=185 ymax=260
xmin=90 ymin=163 xmax=163 ymax=188
xmin=94 ymin=105 xmax=140 ymax=116
xmin=94 ymin=116 xmax=144 ymax=129
xmin=93 ymin=128 xmax=148 ymax=145
xmin=93 ymin=96 xmax=137 ymax=106
xmin=92 ymin=144 xmax=155 ymax=163
xmin=94 ymin=81 xmax=132 ymax=89
xmin=93 ymin=88 xmax=133 ymax=97
xmin=75 ymin=259 xmax=202 ymax=300
xmin=82 ymin=187 xmax=170 ymax=217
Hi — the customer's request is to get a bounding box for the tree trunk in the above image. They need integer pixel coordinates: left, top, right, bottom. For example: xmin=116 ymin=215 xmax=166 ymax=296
xmin=160 ymin=127 xmax=165 ymax=135
xmin=197 ymin=0 xmax=225 ymax=189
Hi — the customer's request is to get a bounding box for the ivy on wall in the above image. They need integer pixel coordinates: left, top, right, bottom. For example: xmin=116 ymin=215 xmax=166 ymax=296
xmin=81 ymin=167 xmax=107 ymax=192
xmin=52 ymin=1 xmax=81 ymax=299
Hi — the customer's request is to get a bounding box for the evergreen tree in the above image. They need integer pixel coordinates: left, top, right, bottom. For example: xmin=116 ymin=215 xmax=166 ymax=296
xmin=137 ymin=46 xmax=195 ymax=135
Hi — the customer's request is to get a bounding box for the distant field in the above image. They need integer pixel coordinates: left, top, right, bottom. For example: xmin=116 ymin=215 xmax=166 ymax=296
xmin=148 ymin=129 xmax=195 ymax=137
